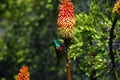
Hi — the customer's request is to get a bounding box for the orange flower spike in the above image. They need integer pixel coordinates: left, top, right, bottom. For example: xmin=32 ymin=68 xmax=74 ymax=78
xmin=113 ymin=0 xmax=120 ymax=15
xmin=57 ymin=0 xmax=75 ymax=39
xmin=17 ymin=66 xmax=30 ymax=80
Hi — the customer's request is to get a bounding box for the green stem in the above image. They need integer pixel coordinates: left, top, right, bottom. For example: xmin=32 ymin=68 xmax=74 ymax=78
xmin=109 ymin=17 xmax=119 ymax=80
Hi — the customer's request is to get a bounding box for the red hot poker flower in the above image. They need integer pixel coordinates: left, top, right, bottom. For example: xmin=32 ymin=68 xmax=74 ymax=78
xmin=113 ymin=0 xmax=120 ymax=15
xmin=57 ymin=0 xmax=75 ymax=39
xmin=17 ymin=66 xmax=30 ymax=80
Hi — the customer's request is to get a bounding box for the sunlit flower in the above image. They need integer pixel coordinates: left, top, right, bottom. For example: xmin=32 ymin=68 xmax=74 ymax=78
xmin=113 ymin=0 xmax=120 ymax=15
xmin=57 ymin=0 xmax=75 ymax=39
xmin=17 ymin=66 xmax=30 ymax=80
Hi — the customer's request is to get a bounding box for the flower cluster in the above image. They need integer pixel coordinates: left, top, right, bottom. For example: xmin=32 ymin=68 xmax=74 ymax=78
xmin=113 ymin=0 xmax=120 ymax=15
xmin=57 ymin=0 xmax=75 ymax=39
xmin=17 ymin=66 xmax=30 ymax=80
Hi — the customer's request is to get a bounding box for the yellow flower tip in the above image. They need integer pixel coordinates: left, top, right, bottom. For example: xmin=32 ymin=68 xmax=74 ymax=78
xmin=17 ymin=66 xmax=30 ymax=80
xmin=113 ymin=0 xmax=120 ymax=15
xmin=57 ymin=0 xmax=76 ymax=39
xmin=58 ymin=27 xmax=75 ymax=39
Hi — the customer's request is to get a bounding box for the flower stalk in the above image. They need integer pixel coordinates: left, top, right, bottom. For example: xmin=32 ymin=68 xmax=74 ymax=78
xmin=109 ymin=0 xmax=120 ymax=79
xmin=64 ymin=38 xmax=71 ymax=80
xmin=109 ymin=16 xmax=119 ymax=80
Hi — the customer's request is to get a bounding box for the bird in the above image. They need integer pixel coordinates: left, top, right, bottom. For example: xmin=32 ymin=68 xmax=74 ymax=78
xmin=52 ymin=39 xmax=64 ymax=67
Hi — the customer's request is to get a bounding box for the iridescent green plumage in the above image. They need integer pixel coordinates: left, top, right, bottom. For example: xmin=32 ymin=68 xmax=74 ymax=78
xmin=52 ymin=39 xmax=61 ymax=49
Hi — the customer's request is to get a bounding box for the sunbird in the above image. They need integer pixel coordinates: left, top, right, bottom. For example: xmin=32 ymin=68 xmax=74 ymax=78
xmin=52 ymin=39 xmax=64 ymax=66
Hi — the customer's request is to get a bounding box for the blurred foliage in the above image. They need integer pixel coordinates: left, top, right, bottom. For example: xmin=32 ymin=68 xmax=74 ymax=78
xmin=70 ymin=0 xmax=120 ymax=80
xmin=0 ymin=0 xmax=120 ymax=80
xmin=0 ymin=0 xmax=61 ymax=80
